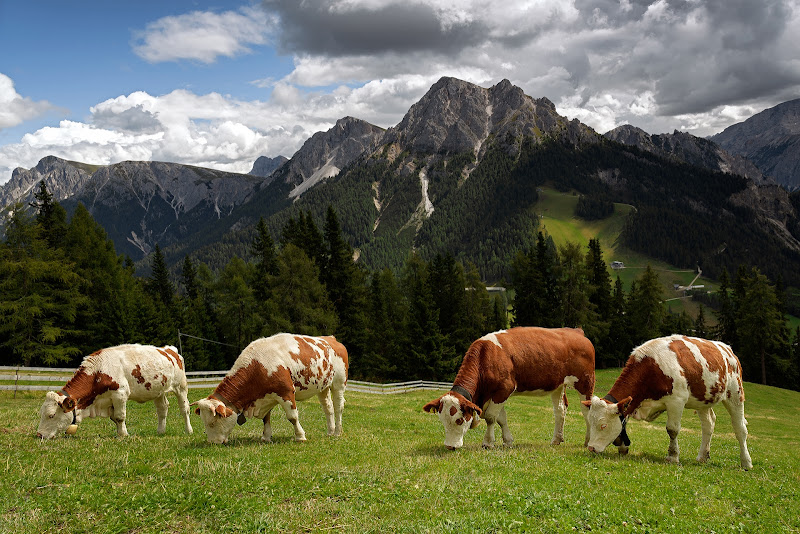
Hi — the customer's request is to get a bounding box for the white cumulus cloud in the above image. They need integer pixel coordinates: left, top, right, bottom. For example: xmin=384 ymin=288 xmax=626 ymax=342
xmin=132 ymin=6 xmax=276 ymax=63
xmin=0 ymin=73 xmax=56 ymax=130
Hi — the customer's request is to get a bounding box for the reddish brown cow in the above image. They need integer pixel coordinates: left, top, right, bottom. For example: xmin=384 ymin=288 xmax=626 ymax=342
xmin=583 ymin=335 xmax=752 ymax=469
xmin=423 ymin=327 xmax=595 ymax=449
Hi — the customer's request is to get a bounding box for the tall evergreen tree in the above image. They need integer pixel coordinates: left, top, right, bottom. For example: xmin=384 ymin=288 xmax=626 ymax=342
xmin=627 ymin=266 xmax=664 ymax=346
xmin=401 ymin=253 xmax=456 ymax=380
xmin=147 ymin=244 xmax=175 ymax=309
xmin=735 ymin=268 xmax=789 ymax=385
xmin=250 ymin=216 xmax=278 ymax=302
xmin=30 ymin=181 xmax=67 ymax=249
xmin=322 ymin=206 xmax=369 ymax=374
xmin=0 ymin=205 xmax=87 ymax=366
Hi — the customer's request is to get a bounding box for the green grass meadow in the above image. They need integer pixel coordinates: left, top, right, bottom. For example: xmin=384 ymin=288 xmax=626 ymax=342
xmin=2 ymin=369 xmax=799 ymax=533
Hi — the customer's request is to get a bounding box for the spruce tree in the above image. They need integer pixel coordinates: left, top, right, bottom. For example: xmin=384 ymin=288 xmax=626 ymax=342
xmin=626 ymin=265 xmax=664 ymax=346
xmin=147 ymin=244 xmax=175 ymax=309
xmin=250 ymin=217 xmax=278 ymax=302
xmin=0 ymin=205 xmax=87 ymax=366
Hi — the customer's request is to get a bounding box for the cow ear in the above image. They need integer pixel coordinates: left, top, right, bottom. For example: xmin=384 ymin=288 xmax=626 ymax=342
xmin=423 ymin=398 xmax=442 ymax=413
xmin=617 ymin=396 xmax=633 ymax=415
xmin=214 ymin=405 xmax=234 ymax=418
xmin=463 ymin=400 xmax=483 ymax=418
xmin=60 ymin=397 xmax=76 ymax=412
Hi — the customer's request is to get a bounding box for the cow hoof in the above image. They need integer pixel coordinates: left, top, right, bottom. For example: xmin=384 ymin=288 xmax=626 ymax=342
xmin=617 ymin=445 xmax=629 ymax=456
xmin=665 ymin=456 xmax=679 ymax=464
xmin=294 ymin=437 xmax=307 ymax=443
xmin=550 ymin=438 xmax=564 ymax=447
xmin=696 ymin=453 xmax=710 ymax=463
xmin=482 ymin=442 xmax=495 ymax=450
xmin=504 ymin=439 xmax=514 ymax=447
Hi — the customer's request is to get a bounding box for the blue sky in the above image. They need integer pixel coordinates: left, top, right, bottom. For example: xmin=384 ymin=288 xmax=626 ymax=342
xmin=2 ymin=0 xmax=800 ymax=183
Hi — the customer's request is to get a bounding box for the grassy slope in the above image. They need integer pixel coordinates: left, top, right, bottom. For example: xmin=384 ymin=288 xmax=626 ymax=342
xmin=535 ymin=186 xmax=720 ymax=320
xmin=2 ymin=370 xmax=799 ymax=533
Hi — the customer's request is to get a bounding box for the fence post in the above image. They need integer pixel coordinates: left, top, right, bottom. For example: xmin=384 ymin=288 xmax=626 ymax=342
xmin=14 ymin=367 xmax=19 ymax=399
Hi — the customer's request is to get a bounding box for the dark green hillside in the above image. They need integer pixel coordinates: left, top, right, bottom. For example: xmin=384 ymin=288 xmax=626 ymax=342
xmin=162 ymin=136 xmax=800 ymax=294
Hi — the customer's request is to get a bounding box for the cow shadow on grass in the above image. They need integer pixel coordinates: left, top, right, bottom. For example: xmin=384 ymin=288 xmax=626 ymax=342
xmin=184 ymin=435 xmax=298 ymax=449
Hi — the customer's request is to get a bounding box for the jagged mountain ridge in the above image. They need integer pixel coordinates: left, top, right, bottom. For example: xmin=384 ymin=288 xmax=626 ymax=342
xmin=3 ymin=77 xmax=800 ymax=287
xmin=710 ymin=98 xmax=800 ymax=190
xmin=1 ymin=156 xmax=98 ymax=209
xmin=604 ymin=124 xmax=769 ymax=184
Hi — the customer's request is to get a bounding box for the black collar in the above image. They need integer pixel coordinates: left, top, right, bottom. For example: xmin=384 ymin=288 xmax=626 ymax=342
xmin=603 ymin=393 xmax=631 ymax=447
xmin=451 ymin=384 xmax=473 ymax=403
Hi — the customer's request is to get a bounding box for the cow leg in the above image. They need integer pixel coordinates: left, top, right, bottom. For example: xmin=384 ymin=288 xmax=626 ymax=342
xmin=278 ymin=397 xmax=306 ymax=442
xmin=579 ymin=397 xmax=591 ymax=447
xmin=154 ymin=394 xmax=169 ymax=434
xmin=262 ymin=407 xmax=275 ymax=442
xmin=481 ymin=401 xmax=502 ymax=449
xmin=496 ymin=405 xmax=514 ymax=446
xmin=331 ymin=386 xmax=345 ymax=437
xmin=696 ymin=407 xmax=716 ymax=463
xmin=722 ymin=398 xmax=753 ymax=470
xmin=175 ymin=384 xmax=193 ymax=435
xmin=110 ymin=395 xmax=129 ymax=437
xmin=664 ymin=404 xmax=683 ymax=464
xmin=317 ymin=389 xmax=336 ymax=436
xmin=550 ymin=386 xmax=567 ymax=446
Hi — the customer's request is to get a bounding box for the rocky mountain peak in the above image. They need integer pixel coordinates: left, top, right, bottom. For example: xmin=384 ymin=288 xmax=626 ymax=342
xmin=381 ymin=77 xmax=597 ymax=159
xmin=249 ymin=155 xmax=288 ymax=178
xmin=1 ymin=156 xmax=94 ymax=209
xmin=273 ymin=116 xmax=384 ymax=198
xmin=605 ymin=124 xmax=768 ymax=184
xmin=711 ymin=98 xmax=800 ymax=190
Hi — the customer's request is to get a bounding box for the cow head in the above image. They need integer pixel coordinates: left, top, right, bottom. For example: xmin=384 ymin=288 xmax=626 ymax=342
xmin=194 ymin=398 xmax=237 ymax=444
xmin=423 ymin=393 xmax=482 ymax=450
xmin=37 ymin=391 xmax=77 ymax=439
xmin=582 ymin=396 xmax=632 ymax=453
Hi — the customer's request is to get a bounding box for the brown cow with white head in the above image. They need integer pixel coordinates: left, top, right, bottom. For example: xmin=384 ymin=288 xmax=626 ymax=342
xmin=37 ymin=344 xmax=193 ymax=439
xmin=424 ymin=327 xmax=595 ymax=450
xmin=193 ymin=333 xmax=348 ymax=444
xmin=582 ymin=335 xmax=753 ymax=469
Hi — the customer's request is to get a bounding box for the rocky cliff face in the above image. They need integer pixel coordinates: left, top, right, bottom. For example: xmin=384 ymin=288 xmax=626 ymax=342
xmin=710 ymin=99 xmax=800 ymax=190
xmin=381 ymin=77 xmax=598 ymax=159
xmin=68 ymin=161 xmax=264 ymax=258
xmin=605 ymin=124 xmax=768 ymax=183
xmin=249 ymin=155 xmax=288 ymax=179
xmin=1 ymin=156 xmax=95 ymax=209
xmin=275 ymin=116 xmax=384 ymax=198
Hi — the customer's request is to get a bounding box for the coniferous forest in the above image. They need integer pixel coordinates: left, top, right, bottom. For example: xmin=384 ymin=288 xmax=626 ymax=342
xmin=2 ymin=181 xmax=798 ymax=392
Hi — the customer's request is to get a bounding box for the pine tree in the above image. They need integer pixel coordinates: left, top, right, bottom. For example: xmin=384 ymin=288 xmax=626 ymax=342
xmin=735 ymin=268 xmax=789 ymax=385
xmin=181 ymin=256 xmax=199 ymax=301
xmin=627 ymin=265 xmax=664 ymax=346
xmin=322 ymin=206 xmax=369 ymax=374
xmin=401 ymin=253 xmax=456 ymax=380
xmin=30 ymin=181 xmax=67 ymax=249
xmin=250 ymin=217 xmax=278 ymax=302
xmin=147 ymin=244 xmax=175 ymax=309
xmin=694 ymin=304 xmax=708 ymax=338
xmin=0 ymin=205 xmax=87 ymax=366
xmin=269 ymin=244 xmax=338 ymax=336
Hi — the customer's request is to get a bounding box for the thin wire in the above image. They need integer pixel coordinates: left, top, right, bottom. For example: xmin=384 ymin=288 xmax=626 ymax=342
xmin=178 ymin=331 xmax=240 ymax=349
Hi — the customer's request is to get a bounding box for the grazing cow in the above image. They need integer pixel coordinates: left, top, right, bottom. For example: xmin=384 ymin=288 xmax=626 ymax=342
xmin=193 ymin=333 xmax=348 ymax=445
xmin=423 ymin=327 xmax=595 ymax=450
xmin=37 ymin=344 xmax=193 ymax=439
xmin=582 ymin=335 xmax=752 ymax=470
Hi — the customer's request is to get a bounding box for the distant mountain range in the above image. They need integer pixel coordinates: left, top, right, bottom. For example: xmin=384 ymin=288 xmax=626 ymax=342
xmin=710 ymin=98 xmax=800 ymax=191
xmin=2 ymin=78 xmax=799 ymax=288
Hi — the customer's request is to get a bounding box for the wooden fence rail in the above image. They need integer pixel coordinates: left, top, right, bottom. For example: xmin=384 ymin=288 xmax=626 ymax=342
xmin=0 ymin=366 xmax=451 ymax=395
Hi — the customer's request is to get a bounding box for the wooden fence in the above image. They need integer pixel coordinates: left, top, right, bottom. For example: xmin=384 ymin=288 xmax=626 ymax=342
xmin=0 ymin=366 xmax=451 ymax=395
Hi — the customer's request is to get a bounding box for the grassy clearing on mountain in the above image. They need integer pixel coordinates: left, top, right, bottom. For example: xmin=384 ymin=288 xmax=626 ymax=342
xmin=2 ymin=369 xmax=799 ymax=533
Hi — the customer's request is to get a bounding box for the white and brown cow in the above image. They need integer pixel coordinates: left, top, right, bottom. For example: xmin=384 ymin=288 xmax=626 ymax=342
xmin=193 ymin=333 xmax=348 ymax=445
xmin=423 ymin=327 xmax=596 ymax=450
xmin=37 ymin=344 xmax=193 ymax=439
xmin=583 ymin=335 xmax=752 ymax=469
